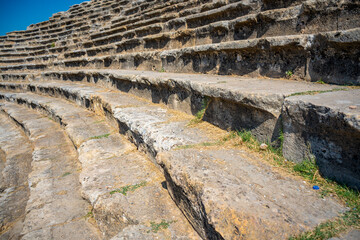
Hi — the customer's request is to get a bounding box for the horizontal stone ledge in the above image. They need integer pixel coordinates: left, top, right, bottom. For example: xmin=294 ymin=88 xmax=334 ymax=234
xmin=0 ymin=68 xmax=339 ymax=142
xmin=283 ymin=89 xmax=360 ymax=189
xmin=0 ymin=88 xmax=347 ymax=240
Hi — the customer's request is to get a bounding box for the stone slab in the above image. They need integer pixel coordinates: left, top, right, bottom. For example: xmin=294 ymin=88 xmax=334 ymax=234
xmin=157 ymin=148 xmax=345 ymax=239
xmin=0 ymin=91 xmax=200 ymax=239
xmin=283 ymin=89 xmax=360 ymax=189
xmin=0 ymin=102 xmax=101 ymax=239
xmin=0 ymin=114 xmax=32 ymax=239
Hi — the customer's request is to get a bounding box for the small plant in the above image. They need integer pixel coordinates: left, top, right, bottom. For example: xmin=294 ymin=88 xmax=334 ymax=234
xmin=149 ymin=220 xmax=174 ymax=233
xmin=110 ymin=181 xmax=147 ymax=195
xmin=288 ymin=88 xmax=346 ymax=97
xmin=293 ymin=157 xmax=318 ymax=181
xmin=50 ymin=42 xmax=55 ymax=48
xmin=316 ymin=78 xmax=326 ymax=84
xmin=189 ymin=97 xmax=210 ymax=124
xmin=84 ymin=211 xmax=93 ymax=219
xmin=159 ymin=68 xmax=165 ymax=73
xmin=89 ymin=133 xmax=110 ymax=140
xmin=93 ymin=119 xmax=105 ymax=124
xmin=237 ymin=130 xmax=254 ymax=143
xmin=62 ymin=172 xmax=71 ymax=177
xmin=286 ymin=70 xmax=293 ymax=78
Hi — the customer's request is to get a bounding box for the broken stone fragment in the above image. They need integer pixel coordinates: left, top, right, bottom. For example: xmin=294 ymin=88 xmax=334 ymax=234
xmin=260 ymin=143 xmax=268 ymax=150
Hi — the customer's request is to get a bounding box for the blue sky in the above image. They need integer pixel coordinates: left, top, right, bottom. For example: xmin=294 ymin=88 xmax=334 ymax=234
xmin=0 ymin=0 xmax=85 ymax=36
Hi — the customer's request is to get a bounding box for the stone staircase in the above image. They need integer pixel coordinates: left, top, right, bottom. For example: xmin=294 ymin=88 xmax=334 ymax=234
xmin=0 ymin=0 xmax=359 ymax=239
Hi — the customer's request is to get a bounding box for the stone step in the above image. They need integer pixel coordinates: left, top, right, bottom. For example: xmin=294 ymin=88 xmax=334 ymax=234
xmin=0 ymin=54 xmax=58 ymax=65
xmin=0 ymin=0 xmax=209 ymax=54
xmin=0 ymin=70 xmax=342 ymax=141
xmin=97 ymin=0 xmax=359 ymax=50
xmin=0 ymin=102 xmax=102 ymax=239
xmin=20 ymin=0 xmax=129 ymax=35
xmin=0 ymin=113 xmax=33 ymax=239
xmin=2 ymin=27 xmax=359 ymax=85
xmin=0 ymin=69 xmax=359 ymax=189
xmin=283 ymin=89 xmax=360 ymax=190
xmin=94 ymin=0 xmax=216 ymax=40
xmin=63 ymin=28 xmax=360 ymax=85
xmin=0 ymin=91 xmax=200 ymax=239
xmin=0 ymin=81 xmax=211 ymax=155
xmin=2 ymin=0 xmax=357 ymax=64
xmin=0 ymin=82 xmax=347 ymax=239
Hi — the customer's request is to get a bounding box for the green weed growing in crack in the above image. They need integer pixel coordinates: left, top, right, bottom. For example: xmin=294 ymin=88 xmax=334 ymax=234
xmin=316 ymin=78 xmax=326 ymax=84
xmin=62 ymin=172 xmax=71 ymax=177
xmin=286 ymin=70 xmax=293 ymax=78
xmin=89 ymin=133 xmax=110 ymax=140
xmin=293 ymin=156 xmax=318 ymax=181
xmin=93 ymin=119 xmax=105 ymax=124
xmin=84 ymin=211 xmax=93 ymax=219
xmin=189 ymin=96 xmax=211 ymax=125
xmin=230 ymin=131 xmax=360 ymax=240
xmin=148 ymin=220 xmax=175 ymax=233
xmin=110 ymin=181 xmax=147 ymax=195
xmin=50 ymin=42 xmax=55 ymax=48
xmin=266 ymin=127 xmax=284 ymax=156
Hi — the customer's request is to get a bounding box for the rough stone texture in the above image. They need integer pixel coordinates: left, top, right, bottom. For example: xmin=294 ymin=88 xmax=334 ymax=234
xmin=0 ymin=0 xmax=359 ymax=238
xmin=0 ymin=70 xmax=338 ymax=142
xmin=283 ymin=89 xmax=360 ymax=189
xmin=0 ymin=73 xmax=358 ymax=190
xmin=157 ymin=148 xmax=345 ymax=240
xmin=329 ymin=230 xmax=360 ymax=240
xmin=0 ymin=0 xmax=359 ymax=84
xmin=0 ymin=102 xmax=101 ymax=240
xmin=0 ymin=87 xmax=349 ymax=240
xmin=0 ymin=114 xmax=33 ymax=239
xmin=0 ymin=91 xmax=200 ymax=239
xmin=0 ymin=81 xmax=211 ymax=156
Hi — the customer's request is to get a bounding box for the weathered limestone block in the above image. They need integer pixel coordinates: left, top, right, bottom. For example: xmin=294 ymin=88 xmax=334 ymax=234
xmin=282 ymin=89 xmax=360 ymax=189
xmin=0 ymin=114 xmax=32 ymax=239
xmin=157 ymin=148 xmax=345 ymax=240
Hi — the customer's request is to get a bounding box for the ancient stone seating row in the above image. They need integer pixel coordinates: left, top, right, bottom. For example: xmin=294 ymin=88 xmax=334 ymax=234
xmin=0 ymin=0 xmax=132 ymax=46
xmin=0 ymin=101 xmax=100 ymax=239
xmin=1 ymin=27 xmax=358 ymax=85
xmin=0 ymin=76 xmax=346 ymax=239
xmin=0 ymin=0 xmax=204 ymax=52
xmin=0 ymin=110 xmax=32 ymax=240
xmin=1 ymin=68 xmax=359 ymax=190
xmin=0 ymin=0 xmax=189 ymax=57
xmin=0 ymin=0 xmax=354 ymax=65
xmin=0 ymin=92 xmax=199 ymax=239
xmin=0 ymin=0 xmax=358 ymax=85
xmin=1 ymin=0 xmax=359 ymax=239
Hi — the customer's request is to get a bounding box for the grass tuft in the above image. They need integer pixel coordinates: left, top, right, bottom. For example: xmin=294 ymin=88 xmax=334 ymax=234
xmin=293 ymin=157 xmax=318 ymax=181
xmin=189 ymin=97 xmax=211 ymax=125
xmin=62 ymin=172 xmax=71 ymax=177
xmin=149 ymin=220 xmax=174 ymax=233
xmin=110 ymin=181 xmax=147 ymax=195
xmin=316 ymin=79 xmax=326 ymax=84
xmin=287 ymin=88 xmax=346 ymax=97
xmin=89 ymin=133 xmax=110 ymax=140
xmin=286 ymin=70 xmax=293 ymax=78
xmin=84 ymin=211 xmax=93 ymax=219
